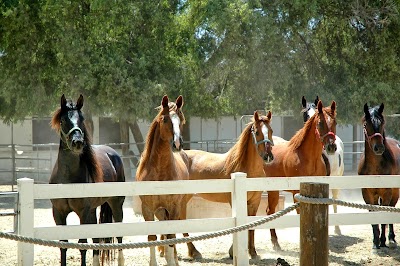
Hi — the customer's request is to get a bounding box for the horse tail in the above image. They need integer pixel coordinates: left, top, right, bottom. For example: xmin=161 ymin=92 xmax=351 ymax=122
xmin=107 ymin=153 xmax=126 ymax=182
xmin=99 ymin=202 xmax=114 ymax=264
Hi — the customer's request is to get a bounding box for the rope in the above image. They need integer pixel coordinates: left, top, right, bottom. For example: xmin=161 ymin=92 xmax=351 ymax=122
xmin=0 ymin=203 xmax=299 ymax=250
xmin=294 ymin=194 xmax=400 ymax=212
xmin=2 ymin=195 xmax=399 ymax=250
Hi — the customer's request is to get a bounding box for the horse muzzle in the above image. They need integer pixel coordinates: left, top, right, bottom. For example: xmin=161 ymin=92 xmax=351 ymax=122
xmin=263 ymin=142 xmax=274 ymax=163
xmin=325 ymin=142 xmax=337 ymax=155
xmin=172 ymin=136 xmax=183 ymax=152
xmin=372 ymin=144 xmax=385 ymax=155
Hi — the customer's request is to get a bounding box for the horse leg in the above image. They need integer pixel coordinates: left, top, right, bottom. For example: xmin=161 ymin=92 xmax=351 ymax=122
xmin=388 ymin=224 xmax=397 ymax=248
xmin=52 ymin=206 xmax=69 ymax=266
xmin=267 ymin=191 xmax=281 ymax=251
xmin=142 ymin=203 xmax=158 ymax=266
xmin=380 ymin=224 xmax=388 ymax=248
xmin=165 ymin=234 xmax=178 ymax=266
xmin=331 ymin=189 xmax=341 ymax=235
xmin=109 ymin=197 xmax=126 ymax=265
xmin=371 ymin=224 xmax=381 ymax=250
xmin=388 ymin=188 xmax=399 ymax=248
xmin=248 ymin=197 xmax=261 ymax=260
xmin=180 ymin=196 xmax=202 ymax=259
xmin=78 ymin=207 xmax=99 ymax=266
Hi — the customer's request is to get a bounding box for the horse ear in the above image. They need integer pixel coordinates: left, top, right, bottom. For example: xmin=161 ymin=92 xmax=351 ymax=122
xmin=253 ymin=111 xmax=260 ymax=121
xmin=330 ymin=101 xmax=336 ymax=112
xmin=176 ymin=95 xmax=184 ymax=109
xmin=61 ymin=94 xmax=67 ymax=109
xmin=378 ymin=103 xmax=384 ymax=114
xmin=364 ymin=103 xmax=370 ymax=118
xmin=161 ymin=95 xmax=169 ymax=108
xmin=317 ymin=100 xmax=323 ymax=113
xmin=76 ymin=94 xmax=84 ymax=110
xmin=301 ymin=96 xmax=306 ymax=108
xmin=267 ymin=111 xmax=272 ymax=120
xmin=314 ymin=96 xmax=319 ymax=106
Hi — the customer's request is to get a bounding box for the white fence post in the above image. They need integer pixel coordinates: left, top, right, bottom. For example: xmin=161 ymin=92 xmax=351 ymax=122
xmin=17 ymin=178 xmax=34 ymax=266
xmin=231 ymin=172 xmax=249 ymax=266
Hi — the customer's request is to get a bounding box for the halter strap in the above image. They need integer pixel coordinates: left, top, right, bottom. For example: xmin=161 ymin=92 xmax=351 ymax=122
xmin=251 ymin=127 xmax=274 ymax=146
xmin=363 ymin=127 xmax=383 ymax=149
xmin=60 ymin=126 xmax=84 ymax=150
xmin=315 ymin=128 xmax=336 ymax=144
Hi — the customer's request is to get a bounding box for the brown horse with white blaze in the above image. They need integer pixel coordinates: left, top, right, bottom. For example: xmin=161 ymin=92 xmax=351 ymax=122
xmin=136 ymin=95 xmax=200 ymax=266
xmin=263 ymin=100 xmax=337 ymax=251
xmin=185 ymin=111 xmax=274 ymax=259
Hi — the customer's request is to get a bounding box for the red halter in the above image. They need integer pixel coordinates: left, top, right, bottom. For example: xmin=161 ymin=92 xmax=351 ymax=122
xmin=363 ymin=127 xmax=384 ymax=149
xmin=315 ymin=128 xmax=336 ymax=146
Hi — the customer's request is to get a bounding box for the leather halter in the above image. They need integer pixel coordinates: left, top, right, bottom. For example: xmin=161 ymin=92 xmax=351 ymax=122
xmin=251 ymin=125 xmax=274 ymax=146
xmin=315 ymin=128 xmax=336 ymax=146
xmin=363 ymin=125 xmax=384 ymax=149
xmin=60 ymin=126 xmax=84 ymax=150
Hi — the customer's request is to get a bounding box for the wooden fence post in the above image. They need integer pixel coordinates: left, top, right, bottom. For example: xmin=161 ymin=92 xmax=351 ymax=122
xmin=231 ymin=172 xmax=249 ymax=266
xmin=17 ymin=178 xmax=35 ymax=266
xmin=300 ymin=182 xmax=329 ymax=266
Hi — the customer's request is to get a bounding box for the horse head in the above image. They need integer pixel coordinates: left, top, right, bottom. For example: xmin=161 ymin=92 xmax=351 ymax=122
xmin=158 ymin=95 xmax=185 ymax=151
xmin=301 ymin=96 xmax=319 ymax=123
xmin=363 ymin=103 xmax=385 ymax=155
xmin=315 ymin=100 xmax=337 ymax=155
xmin=252 ymin=111 xmax=274 ymax=163
xmin=53 ymin=94 xmax=86 ymax=154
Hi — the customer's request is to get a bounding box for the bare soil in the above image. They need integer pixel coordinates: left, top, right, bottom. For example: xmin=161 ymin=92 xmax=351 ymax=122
xmin=1 ymin=186 xmax=400 ymax=266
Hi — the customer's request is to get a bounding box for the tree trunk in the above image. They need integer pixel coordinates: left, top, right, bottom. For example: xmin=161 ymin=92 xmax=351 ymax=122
xmin=120 ymin=120 xmax=132 ymax=180
xmin=128 ymin=119 xmax=144 ymax=167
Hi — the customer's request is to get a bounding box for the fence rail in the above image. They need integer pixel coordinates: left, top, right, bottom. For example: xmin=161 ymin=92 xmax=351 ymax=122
xmin=14 ymin=174 xmax=400 ymax=266
xmin=0 ymin=140 xmax=365 ymax=187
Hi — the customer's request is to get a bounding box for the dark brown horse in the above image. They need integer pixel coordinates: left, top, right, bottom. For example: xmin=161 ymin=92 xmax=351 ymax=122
xmin=264 ymin=100 xmax=337 ymax=251
xmin=185 ymin=111 xmax=274 ymax=259
xmin=136 ymin=95 xmax=199 ymax=265
xmin=358 ymin=103 xmax=400 ymax=251
xmin=49 ymin=94 xmax=126 ymax=266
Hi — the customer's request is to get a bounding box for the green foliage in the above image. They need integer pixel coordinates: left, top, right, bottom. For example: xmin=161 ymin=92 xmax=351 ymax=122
xmin=1 ymin=0 xmax=400 ymax=127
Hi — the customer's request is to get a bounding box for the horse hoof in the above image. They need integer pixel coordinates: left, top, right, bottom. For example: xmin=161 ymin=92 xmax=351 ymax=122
xmin=250 ymin=254 xmax=261 ymax=260
xmin=273 ymin=244 xmax=282 ymax=252
xmin=334 ymin=227 xmax=342 ymax=235
xmin=229 ymin=246 xmax=233 ymax=259
xmin=389 ymin=240 xmax=397 ymax=249
xmin=190 ymin=252 xmax=202 ymax=260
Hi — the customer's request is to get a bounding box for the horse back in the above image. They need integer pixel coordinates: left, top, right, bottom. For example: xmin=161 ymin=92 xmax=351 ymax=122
xmin=93 ymin=145 xmax=125 ymax=182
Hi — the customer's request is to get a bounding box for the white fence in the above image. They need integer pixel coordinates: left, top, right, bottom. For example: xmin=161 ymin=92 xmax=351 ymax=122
xmin=16 ymin=174 xmax=400 ymax=266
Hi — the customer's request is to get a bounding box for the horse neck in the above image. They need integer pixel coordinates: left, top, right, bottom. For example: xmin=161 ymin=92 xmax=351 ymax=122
xmin=226 ymin=133 xmax=263 ymax=176
xmin=296 ymin=119 xmax=324 ymax=157
xmin=147 ymin=131 xmax=175 ymax=170
xmin=56 ymin=141 xmax=90 ymax=182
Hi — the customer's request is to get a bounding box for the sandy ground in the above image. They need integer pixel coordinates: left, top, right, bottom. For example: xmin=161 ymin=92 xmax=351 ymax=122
xmin=1 ymin=187 xmax=400 ymax=266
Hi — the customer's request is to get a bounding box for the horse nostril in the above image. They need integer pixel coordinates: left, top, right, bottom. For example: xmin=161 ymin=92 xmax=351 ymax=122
xmin=73 ymin=140 xmax=83 ymax=149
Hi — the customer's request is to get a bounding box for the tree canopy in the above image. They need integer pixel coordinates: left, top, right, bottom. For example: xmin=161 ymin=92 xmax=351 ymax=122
xmin=1 ymin=0 xmax=400 ymax=137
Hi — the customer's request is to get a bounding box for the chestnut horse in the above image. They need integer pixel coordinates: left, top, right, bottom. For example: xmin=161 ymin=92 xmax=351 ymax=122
xmin=50 ymin=94 xmax=126 ymax=266
xmin=302 ymin=95 xmax=344 ymax=235
xmin=185 ymin=111 xmax=274 ymax=259
xmin=264 ymin=100 xmax=337 ymax=251
xmin=136 ymin=95 xmax=200 ymax=265
xmin=358 ymin=103 xmax=400 ymax=251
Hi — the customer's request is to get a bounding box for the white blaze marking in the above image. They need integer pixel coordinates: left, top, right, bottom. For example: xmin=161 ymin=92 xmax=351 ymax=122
xmin=171 ymin=113 xmax=181 ymax=149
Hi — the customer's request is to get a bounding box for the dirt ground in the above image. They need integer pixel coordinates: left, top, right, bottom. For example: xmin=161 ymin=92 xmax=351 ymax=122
xmin=1 ymin=187 xmax=400 ymax=266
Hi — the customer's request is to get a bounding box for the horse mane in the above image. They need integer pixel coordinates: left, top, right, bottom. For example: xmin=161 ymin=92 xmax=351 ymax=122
xmin=50 ymin=104 xmax=103 ymax=182
xmin=223 ymin=122 xmax=253 ymax=174
xmin=289 ymin=105 xmax=336 ymax=150
xmin=138 ymin=100 xmax=187 ymax=171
